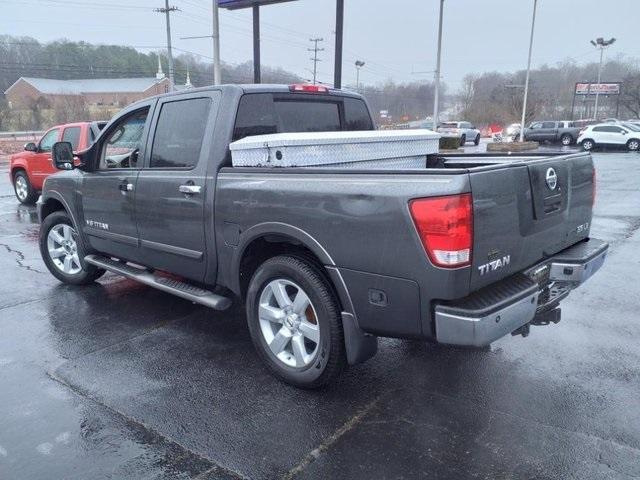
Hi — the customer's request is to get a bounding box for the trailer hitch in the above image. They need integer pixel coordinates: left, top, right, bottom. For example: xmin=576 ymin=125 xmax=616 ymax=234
xmin=511 ymin=308 xmax=561 ymax=337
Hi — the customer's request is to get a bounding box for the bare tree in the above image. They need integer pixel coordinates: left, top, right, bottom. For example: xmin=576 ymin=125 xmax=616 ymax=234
xmin=53 ymin=95 xmax=89 ymax=124
xmin=621 ymin=73 xmax=640 ymax=118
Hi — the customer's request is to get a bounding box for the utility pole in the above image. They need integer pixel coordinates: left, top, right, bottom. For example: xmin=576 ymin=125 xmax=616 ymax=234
xmin=308 ymin=38 xmax=324 ymax=84
xmin=519 ymin=0 xmax=537 ymax=142
xmin=181 ymin=1 xmax=222 ymax=85
xmin=212 ymin=0 xmax=221 ymax=85
xmin=432 ymin=0 xmax=444 ymax=128
xmin=155 ymin=0 xmax=179 ymax=90
xmin=590 ymin=37 xmax=616 ymax=120
xmin=355 ymin=60 xmax=365 ymax=92
xmin=334 ymin=0 xmax=344 ymax=89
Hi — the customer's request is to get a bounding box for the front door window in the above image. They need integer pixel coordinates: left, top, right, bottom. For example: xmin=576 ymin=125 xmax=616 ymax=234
xmin=100 ymin=108 xmax=149 ymax=169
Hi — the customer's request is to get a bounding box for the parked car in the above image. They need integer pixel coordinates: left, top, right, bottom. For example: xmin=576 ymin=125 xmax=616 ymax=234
xmin=9 ymin=121 xmax=107 ymax=204
xmin=437 ymin=121 xmax=481 ymax=146
xmin=577 ymin=123 xmax=640 ymax=151
xmin=39 ymin=84 xmax=607 ymax=388
xmin=522 ymin=121 xmax=580 ymax=146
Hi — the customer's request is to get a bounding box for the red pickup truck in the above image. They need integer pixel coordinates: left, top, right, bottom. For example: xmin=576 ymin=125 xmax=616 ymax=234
xmin=10 ymin=121 xmax=106 ymax=204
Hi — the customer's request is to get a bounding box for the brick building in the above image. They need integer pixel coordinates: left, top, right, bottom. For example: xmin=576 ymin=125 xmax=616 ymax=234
xmin=4 ymin=76 xmax=171 ymax=109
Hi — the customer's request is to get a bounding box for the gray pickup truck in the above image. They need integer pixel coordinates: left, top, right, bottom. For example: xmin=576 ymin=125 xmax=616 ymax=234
xmin=523 ymin=121 xmax=581 ymax=146
xmin=39 ymin=84 xmax=608 ymax=388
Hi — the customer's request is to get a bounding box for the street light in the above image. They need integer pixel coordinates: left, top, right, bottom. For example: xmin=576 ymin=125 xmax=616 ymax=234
xmin=519 ymin=0 xmax=538 ymax=142
xmin=432 ymin=0 xmax=444 ymax=128
xmin=590 ymin=37 xmax=616 ymax=120
xmin=355 ymin=60 xmax=365 ymax=91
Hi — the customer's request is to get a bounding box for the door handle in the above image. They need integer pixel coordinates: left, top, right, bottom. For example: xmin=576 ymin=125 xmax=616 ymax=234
xmin=118 ymin=182 xmax=134 ymax=192
xmin=179 ymin=184 xmax=201 ymax=195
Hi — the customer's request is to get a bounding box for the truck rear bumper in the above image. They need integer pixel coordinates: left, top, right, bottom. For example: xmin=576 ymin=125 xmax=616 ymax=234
xmin=434 ymin=238 xmax=608 ymax=347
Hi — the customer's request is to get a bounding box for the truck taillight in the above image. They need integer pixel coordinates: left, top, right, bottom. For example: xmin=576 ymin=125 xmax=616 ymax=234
xmin=289 ymin=84 xmax=329 ymax=93
xmin=409 ymin=194 xmax=473 ymax=268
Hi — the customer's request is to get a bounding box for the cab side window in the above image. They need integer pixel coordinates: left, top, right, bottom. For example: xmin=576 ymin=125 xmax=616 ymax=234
xmin=39 ymin=129 xmax=60 ymax=152
xmin=150 ymin=98 xmax=212 ymax=169
xmin=100 ymin=108 xmax=149 ymax=169
xmin=62 ymin=126 xmax=81 ymax=150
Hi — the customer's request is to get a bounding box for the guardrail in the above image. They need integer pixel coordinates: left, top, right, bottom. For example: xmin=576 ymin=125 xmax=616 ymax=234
xmin=0 ymin=131 xmax=44 ymax=141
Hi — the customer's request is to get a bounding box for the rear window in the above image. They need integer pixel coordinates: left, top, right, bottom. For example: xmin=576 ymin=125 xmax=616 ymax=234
xmin=275 ymin=100 xmax=340 ymax=133
xmin=440 ymin=122 xmax=457 ymax=128
xmin=233 ymin=93 xmax=373 ymax=141
xmin=344 ymin=97 xmax=374 ymax=130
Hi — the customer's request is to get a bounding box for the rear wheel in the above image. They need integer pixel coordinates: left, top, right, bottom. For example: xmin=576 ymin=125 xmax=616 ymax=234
xmin=459 ymin=135 xmax=466 ymax=146
xmin=39 ymin=211 xmax=105 ymax=285
xmin=246 ymin=255 xmax=346 ymax=388
xmin=13 ymin=171 xmax=38 ymax=205
xmin=581 ymin=139 xmax=595 ymax=151
xmin=560 ymin=134 xmax=573 ymax=146
xmin=474 ymin=134 xmax=481 ymax=146
xmin=627 ymin=138 xmax=640 ymax=151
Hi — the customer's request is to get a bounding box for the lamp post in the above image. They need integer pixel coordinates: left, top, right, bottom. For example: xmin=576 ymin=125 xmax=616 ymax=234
xmin=432 ymin=0 xmax=444 ymax=128
xmin=590 ymin=37 xmax=616 ymax=120
xmin=519 ymin=0 xmax=538 ymax=142
xmin=355 ymin=60 xmax=365 ymax=92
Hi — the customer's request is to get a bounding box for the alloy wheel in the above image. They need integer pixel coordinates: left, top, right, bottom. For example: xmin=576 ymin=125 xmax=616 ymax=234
xmin=15 ymin=176 xmax=28 ymax=201
xmin=47 ymin=224 xmax=82 ymax=275
xmin=258 ymin=279 xmax=320 ymax=368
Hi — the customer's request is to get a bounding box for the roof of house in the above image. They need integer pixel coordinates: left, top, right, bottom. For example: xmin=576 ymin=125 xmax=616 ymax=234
xmin=5 ymin=77 xmax=167 ymax=95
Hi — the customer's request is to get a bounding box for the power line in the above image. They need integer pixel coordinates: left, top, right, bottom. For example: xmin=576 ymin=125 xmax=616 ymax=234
xmin=308 ymin=38 xmax=324 ymax=85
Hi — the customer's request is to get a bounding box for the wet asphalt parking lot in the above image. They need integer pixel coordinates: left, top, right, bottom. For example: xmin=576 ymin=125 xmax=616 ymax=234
xmin=0 ymin=146 xmax=639 ymax=480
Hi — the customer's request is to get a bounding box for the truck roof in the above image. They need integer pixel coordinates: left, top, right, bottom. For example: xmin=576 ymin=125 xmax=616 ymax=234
xmin=140 ymin=83 xmax=366 ymax=105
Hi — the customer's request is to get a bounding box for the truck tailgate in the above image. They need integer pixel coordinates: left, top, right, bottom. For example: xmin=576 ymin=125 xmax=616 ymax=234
xmin=469 ymin=153 xmax=594 ymax=290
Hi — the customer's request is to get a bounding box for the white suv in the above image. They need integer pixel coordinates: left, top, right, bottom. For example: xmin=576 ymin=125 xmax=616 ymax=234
xmin=578 ymin=124 xmax=640 ymax=151
xmin=437 ymin=121 xmax=481 ymax=146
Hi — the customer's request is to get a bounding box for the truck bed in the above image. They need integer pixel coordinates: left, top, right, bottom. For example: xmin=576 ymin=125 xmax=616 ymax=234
xmin=216 ymin=151 xmax=594 ymax=339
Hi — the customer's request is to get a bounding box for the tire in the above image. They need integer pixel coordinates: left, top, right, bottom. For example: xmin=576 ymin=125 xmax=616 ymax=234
xmin=13 ymin=171 xmax=38 ymax=205
xmin=627 ymin=138 xmax=640 ymax=151
xmin=459 ymin=135 xmax=466 ymax=147
xmin=39 ymin=211 xmax=105 ymax=285
xmin=246 ymin=255 xmax=346 ymax=389
xmin=581 ymin=139 xmax=595 ymax=151
xmin=560 ymin=134 xmax=573 ymax=146
xmin=474 ymin=134 xmax=481 ymax=146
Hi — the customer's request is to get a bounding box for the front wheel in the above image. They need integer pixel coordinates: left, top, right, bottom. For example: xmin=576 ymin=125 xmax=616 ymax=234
xmin=459 ymin=135 xmax=466 ymax=147
xmin=560 ymin=134 xmax=573 ymax=146
xmin=474 ymin=134 xmax=481 ymax=146
xmin=246 ymin=255 xmax=346 ymax=388
xmin=13 ymin=171 xmax=38 ymax=205
xmin=581 ymin=139 xmax=595 ymax=151
xmin=627 ymin=138 xmax=640 ymax=151
xmin=39 ymin=211 xmax=105 ymax=285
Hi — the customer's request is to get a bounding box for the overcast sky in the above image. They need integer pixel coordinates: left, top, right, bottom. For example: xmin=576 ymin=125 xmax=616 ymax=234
xmin=2 ymin=0 xmax=637 ymax=89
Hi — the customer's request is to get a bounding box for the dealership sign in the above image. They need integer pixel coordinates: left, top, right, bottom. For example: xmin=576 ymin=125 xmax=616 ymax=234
xmin=219 ymin=0 xmax=297 ymax=9
xmin=575 ymin=83 xmax=621 ymax=95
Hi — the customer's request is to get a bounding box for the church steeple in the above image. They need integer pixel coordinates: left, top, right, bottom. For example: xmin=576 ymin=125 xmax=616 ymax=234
xmin=156 ymin=55 xmax=165 ymax=80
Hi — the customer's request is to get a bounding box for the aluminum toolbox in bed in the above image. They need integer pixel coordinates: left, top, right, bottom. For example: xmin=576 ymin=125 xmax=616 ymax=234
xmin=229 ymin=129 xmax=440 ymax=169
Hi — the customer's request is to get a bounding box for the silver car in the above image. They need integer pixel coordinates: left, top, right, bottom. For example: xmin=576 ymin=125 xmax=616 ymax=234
xmin=437 ymin=121 xmax=481 ymax=146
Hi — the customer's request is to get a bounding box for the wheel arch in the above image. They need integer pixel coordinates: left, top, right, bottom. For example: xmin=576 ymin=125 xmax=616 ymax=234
xmin=233 ymin=222 xmax=377 ymax=366
xmin=232 ymin=223 xmax=335 ymax=300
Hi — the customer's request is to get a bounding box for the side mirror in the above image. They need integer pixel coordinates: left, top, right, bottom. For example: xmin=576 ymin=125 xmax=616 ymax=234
xmin=52 ymin=142 xmax=75 ymax=170
xmin=24 ymin=142 xmax=37 ymax=152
